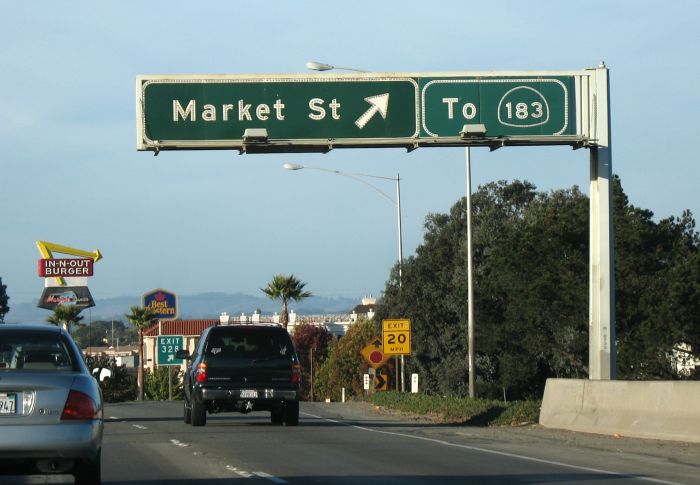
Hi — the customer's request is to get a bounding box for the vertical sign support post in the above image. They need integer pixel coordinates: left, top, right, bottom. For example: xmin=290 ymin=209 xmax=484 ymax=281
xmin=466 ymin=146 xmax=476 ymax=397
xmin=589 ymin=64 xmax=616 ymax=379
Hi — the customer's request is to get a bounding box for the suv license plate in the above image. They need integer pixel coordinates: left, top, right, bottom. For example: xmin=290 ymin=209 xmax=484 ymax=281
xmin=240 ymin=390 xmax=258 ymax=399
xmin=0 ymin=393 xmax=16 ymax=414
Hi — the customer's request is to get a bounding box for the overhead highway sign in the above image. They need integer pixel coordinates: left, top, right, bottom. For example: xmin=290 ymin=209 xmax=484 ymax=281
xmin=136 ymin=70 xmax=598 ymax=153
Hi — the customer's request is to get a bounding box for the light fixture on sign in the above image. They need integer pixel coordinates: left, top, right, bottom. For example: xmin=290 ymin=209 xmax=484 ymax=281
xmin=242 ymin=128 xmax=269 ymax=143
xmin=460 ymin=124 xmax=487 ymax=139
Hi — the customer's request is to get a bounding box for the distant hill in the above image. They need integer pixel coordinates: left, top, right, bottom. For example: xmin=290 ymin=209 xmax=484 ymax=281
xmin=3 ymin=292 xmax=361 ymax=324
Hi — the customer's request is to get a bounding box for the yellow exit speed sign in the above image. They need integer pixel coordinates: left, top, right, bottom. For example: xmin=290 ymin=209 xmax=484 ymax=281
xmin=382 ymin=319 xmax=411 ymax=355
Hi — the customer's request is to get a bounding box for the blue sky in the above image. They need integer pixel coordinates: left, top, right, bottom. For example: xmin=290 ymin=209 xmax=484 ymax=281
xmin=2 ymin=1 xmax=698 ymax=306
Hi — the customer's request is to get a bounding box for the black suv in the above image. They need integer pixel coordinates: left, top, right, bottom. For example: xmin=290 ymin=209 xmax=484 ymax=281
xmin=178 ymin=323 xmax=301 ymax=426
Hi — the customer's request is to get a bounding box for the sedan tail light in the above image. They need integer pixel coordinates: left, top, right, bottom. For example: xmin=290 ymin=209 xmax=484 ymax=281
xmin=291 ymin=363 xmax=301 ymax=384
xmin=195 ymin=363 xmax=208 ymax=383
xmin=61 ymin=390 xmax=98 ymax=420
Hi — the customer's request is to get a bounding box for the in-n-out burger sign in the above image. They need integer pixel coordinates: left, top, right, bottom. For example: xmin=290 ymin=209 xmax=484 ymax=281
xmin=38 ymin=258 xmax=94 ymax=277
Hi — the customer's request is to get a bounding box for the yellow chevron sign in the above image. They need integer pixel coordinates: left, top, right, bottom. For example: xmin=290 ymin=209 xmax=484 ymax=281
xmin=36 ymin=241 xmax=102 ymax=286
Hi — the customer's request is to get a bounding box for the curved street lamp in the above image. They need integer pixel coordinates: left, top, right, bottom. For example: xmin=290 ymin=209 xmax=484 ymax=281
xmin=283 ymin=163 xmax=403 ymax=284
xmin=305 ymin=61 xmax=369 ymax=73
xmin=284 ymin=162 xmax=406 ymax=391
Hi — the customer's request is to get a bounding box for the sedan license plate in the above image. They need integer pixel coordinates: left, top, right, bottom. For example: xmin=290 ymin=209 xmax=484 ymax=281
xmin=240 ymin=389 xmax=258 ymax=399
xmin=0 ymin=393 xmax=16 ymax=414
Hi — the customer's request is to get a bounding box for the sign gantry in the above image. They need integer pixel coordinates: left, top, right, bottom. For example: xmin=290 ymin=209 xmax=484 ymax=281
xmin=136 ymin=69 xmax=600 ymax=153
xmin=136 ymin=66 xmax=615 ymax=380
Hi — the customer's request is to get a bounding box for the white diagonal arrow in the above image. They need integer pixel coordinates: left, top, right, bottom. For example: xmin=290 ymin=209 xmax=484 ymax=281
xmin=355 ymin=93 xmax=390 ymax=129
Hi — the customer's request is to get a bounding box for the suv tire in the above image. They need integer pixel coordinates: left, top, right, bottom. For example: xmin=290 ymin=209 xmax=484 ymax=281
xmin=270 ymin=407 xmax=284 ymax=425
xmin=183 ymin=399 xmax=192 ymax=424
xmin=283 ymin=401 xmax=299 ymax=426
xmin=191 ymin=399 xmax=207 ymax=426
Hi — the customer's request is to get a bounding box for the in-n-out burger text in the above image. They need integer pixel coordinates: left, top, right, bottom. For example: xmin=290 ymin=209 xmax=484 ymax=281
xmin=38 ymin=258 xmax=94 ymax=277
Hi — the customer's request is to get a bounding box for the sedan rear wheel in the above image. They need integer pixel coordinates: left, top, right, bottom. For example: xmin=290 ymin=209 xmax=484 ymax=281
xmin=74 ymin=449 xmax=101 ymax=485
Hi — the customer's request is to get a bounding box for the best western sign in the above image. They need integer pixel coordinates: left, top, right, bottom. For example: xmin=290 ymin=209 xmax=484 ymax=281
xmin=136 ymin=70 xmax=597 ymax=152
xmin=142 ymin=288 xmax=178 ymax=320
xmin=38 ymin=258 xmax=94 ymax=277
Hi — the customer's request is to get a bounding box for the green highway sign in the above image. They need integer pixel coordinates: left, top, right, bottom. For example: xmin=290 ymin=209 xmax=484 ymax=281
xmin=157 ymin=335 xmax=184 ymax=366
xmin=137 ymin=71 xmax=597 ymax=152
xmin=419 ymin=77 xmax=573 ymax=138
xmin=138 ymin=76 xmax=419 ymax=150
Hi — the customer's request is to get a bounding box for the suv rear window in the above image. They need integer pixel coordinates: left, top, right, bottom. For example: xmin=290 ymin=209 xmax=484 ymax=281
xmin=0 ymin=330 xmax=76 ymax=371
xmin=205 ymin=327 xmax=293 ymax=359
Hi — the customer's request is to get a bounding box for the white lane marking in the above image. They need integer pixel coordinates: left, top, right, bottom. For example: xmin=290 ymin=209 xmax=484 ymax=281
xmin=226 ymin=465 xmax=252 ymax=478
xmin=301 ymin=412 xmax=683 ymax=485
xmin=253 ymin=471 xmax=289 ymax=483
xmin=132 ymin=424 xmax=147 ymax=430
xmin=170 ymin=439 xmax=189 ymax=447
xmin=109 ymin=416 xmax=120 ymax=420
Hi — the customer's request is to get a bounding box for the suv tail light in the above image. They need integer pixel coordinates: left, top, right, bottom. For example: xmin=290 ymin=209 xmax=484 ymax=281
xmin=61 ymin=390 xmax=98 ymax=420
xmin=291 ymin=363 xmax=301 ymax=384
xmin=196 ymin=362 xmax=208 ymax=383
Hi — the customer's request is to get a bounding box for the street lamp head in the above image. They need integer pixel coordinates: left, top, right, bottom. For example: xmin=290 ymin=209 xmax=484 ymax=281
xmin=283 ymin=163 xmax=304 ymax=171
xmin=305 ymin=61 xmax=369 ymax=73
xmin=305 ymin=61 xmax=334 ymax=71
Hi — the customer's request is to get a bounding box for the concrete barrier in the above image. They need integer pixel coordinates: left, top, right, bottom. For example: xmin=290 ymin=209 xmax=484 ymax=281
xmin=539 ymin=378 xmax=700 ymax=443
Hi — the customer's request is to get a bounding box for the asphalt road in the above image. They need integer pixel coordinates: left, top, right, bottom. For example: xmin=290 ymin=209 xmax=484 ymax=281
xmin=7 ymin=400 xmax=700 ymax=484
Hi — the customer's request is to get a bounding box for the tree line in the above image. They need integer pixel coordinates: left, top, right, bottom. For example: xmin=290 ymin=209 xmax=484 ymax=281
xmin=290 ymin=176 xmax=700 ymax=402
xmin=2 ymin=178 xmax=698 ymax=402
xmin=372 ymin=176 xmax=700 ymax=400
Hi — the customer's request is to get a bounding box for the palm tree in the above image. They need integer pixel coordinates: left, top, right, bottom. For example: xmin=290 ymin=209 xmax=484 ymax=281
xmin=47 ymin=305 xmax=84 ymax=333
xmin=0 ymin=277 xmax=9 ymax=323
xmin=125 ymin=305 xmax=158 ymax=401
xmin=261 ymin=274 xmax=312 ymax=329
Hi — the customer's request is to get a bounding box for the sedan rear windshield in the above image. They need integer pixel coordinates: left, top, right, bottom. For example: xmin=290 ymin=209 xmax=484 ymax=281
xmin=0 ymin=330 xmax=77 ymax=371
xmin=205 ymin=328 xmax=293 ymax=359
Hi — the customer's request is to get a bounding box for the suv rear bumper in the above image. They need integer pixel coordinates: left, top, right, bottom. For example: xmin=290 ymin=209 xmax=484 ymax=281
xmin=199 ymin=388 xmax=298 ymax=401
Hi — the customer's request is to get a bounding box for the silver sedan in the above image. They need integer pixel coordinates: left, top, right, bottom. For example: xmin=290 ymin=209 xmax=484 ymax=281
xmin=0 ymin=323 xmax=103 ymax=484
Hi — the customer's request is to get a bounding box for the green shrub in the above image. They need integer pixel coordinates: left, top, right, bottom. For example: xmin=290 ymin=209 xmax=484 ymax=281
xmin=144 ymin=366 xmax=183 ymax=401
xmin=88 ymin=355 xmax=136 ymax=403
xmin=362 ymin=392 xmax=540 ymax=426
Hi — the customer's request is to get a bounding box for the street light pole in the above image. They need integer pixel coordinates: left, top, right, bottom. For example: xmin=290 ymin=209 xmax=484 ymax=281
xmin=396 ymin=175 xmax=404 ymax=286
xmin=284 ymin=163 xmax=406 ymax=390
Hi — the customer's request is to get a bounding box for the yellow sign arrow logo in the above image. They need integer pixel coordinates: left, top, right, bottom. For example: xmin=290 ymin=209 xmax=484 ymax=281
xmin=36 ymin=241 xmax=102 ymax=286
